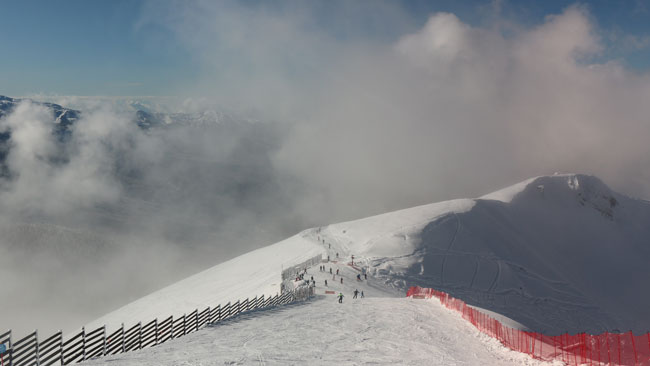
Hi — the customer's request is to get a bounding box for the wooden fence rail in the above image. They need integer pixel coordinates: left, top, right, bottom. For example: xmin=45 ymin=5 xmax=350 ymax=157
xmin=0 ymin=286 xmax=313 ymax=365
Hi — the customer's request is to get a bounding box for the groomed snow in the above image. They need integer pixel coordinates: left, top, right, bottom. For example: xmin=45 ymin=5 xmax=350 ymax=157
xmin=84 ymin=296 xmax=556 ymax=366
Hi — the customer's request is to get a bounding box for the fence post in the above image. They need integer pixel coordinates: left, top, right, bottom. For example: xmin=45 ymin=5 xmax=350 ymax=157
xmin=605 ymin=331 xmax=612 ymax=363
xmin=195 ymin=310 xmax=199 ymax=331
xmin=629 ymin=331 xmax=637 ymax=365
xmin=571 ymin=334 xmax=576 ymax=366
xmin=138 ymin=322 xmax=142 ymax=350
xmin=154 ymin=319 xmax=158 ymax=345
xmin=183 ymin=314 xmax=186 ymax=336
xmin=59 ymin=330 xmax=63 ymax=366
xmin=121 ymin=323 xmax=125 ymax=353
xmin=103 ymin=325 xmax=107 ymax=356
xmin=559 ymin=332 xmax=563 ymax=363
xmin=170 ymin=316 xmax=174 ymax=339
xmin=617 ymin=333 xmax=621 ymax=366
xmin=35 ymin=330 xmax=39 ymax=366
xmin=7 ymin=330 xmax=11 ymax=366
xmin=595 ymin=333 xmax=600 ymax=365
xmin=82 ymin=326 xmax=86 ymax=361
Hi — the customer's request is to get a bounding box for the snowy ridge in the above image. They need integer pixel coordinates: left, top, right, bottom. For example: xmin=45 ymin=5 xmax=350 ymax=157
xmin=86 ymin=233 xmax=323 ymax=331
xmin=88 ymin=173 xmax=650 ymax=335
xmin=321 ymin=174 xmax=650 ymax=334
xmin=80 ymin=247 xmax=552 ymax=366
xmin=74 ymin=173 xmax=650 ymax=364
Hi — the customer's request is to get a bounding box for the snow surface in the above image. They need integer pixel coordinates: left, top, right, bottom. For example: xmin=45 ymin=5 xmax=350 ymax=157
xmin=84 ymin=264 xmax=556 ymax=366
xmin=87 ymin=234 xmax=323 ymax=331
xmin=480 ymin=176 xmax=540 ymax=203
xmin=318 ymin=174 xmax=650 ymax=334
xmin=82 ymin=173 xmax=650 ymax=364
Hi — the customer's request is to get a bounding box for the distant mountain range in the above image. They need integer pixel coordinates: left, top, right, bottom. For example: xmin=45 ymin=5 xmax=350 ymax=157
xmin=0 ymin=95 xmax=80 ymax=145
xmin=0 ymin=95 xmax=244 ymax=131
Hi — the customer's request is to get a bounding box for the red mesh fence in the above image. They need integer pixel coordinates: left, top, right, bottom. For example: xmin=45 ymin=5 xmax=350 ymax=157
xmin=407 ymin=286 xmax=650 ymax=365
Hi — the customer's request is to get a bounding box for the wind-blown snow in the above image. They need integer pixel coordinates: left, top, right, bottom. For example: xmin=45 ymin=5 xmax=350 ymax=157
xmin=321 ymin=198 xmax=475 ymax=259
xmin=479 ymin=176 xmax=540 ymax=203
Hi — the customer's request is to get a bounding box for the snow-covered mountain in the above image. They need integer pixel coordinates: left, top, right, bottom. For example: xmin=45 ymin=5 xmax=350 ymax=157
xmin=87 ymin=173 xmax=650 ymax=338
xmin=0 ymin=96 xmax=80 ymax=148
xmin=323 ymin=173 xmax=650 ymax=334
xmin=0 ymin=95 xmax=251 ymax=131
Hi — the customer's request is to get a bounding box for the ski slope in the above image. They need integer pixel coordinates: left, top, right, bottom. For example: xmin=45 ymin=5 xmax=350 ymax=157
xmin=82 ymin=173 xmax=650 ymax=364
xmin=87 ymin=234 xmax=323 ymax=331
xmin=318 ymin=174 xmax=650 ymax=334
xmin=84 ymin=262 xmax=555 ymax=366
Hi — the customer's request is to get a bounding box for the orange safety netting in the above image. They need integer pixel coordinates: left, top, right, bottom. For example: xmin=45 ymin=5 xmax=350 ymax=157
xmin=407 ymin=286 xmax=650 ymax=366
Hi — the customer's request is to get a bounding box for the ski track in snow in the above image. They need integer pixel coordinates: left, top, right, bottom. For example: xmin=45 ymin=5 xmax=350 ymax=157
xmin=440 ymin=213 xmax=461 ymax=285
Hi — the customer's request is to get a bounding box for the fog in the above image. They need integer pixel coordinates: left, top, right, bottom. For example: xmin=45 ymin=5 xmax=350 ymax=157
xmin=3 ymin=2 xmax=650 ymax=335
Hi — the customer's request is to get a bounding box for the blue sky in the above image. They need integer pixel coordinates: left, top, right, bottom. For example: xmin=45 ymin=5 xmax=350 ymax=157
xmin=1 ymin=0 xmax=649 ymax=96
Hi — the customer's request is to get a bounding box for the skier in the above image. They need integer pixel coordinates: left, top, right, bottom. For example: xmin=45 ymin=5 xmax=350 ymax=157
xmin=329 ymin=268 xmax=332 ymax=274
xmin=336 ymin=269 xmax=339 ymax=275
xmin=353 ymin=289 xmax=359 ymax=299
xmin=340 ymin=277 xmax=343 ymax=284
xmin=364 ymin=273 xmax=367 ymax=280
xmin=338 ymin=292 xmax=344 ymax=303
xmin=325 ymin=279 xmax=328 ymax=286
xmin=357 ymin=274 xmax=361 ymax=281
xmin=361 ymin=291 xmax=364 ymax=298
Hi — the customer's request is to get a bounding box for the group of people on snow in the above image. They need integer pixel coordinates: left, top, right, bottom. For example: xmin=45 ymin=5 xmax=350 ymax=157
xmin=338 ymin=289 xmax=364 ymax=303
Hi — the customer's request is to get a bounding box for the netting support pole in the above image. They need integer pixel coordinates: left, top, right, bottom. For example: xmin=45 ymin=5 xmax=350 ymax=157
xmin=626 ymin=331 xmax=636 ymax=365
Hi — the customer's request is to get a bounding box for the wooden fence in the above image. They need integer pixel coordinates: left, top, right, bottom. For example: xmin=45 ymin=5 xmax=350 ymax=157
xmin=0 ymin=286 xmax=313 ymax=366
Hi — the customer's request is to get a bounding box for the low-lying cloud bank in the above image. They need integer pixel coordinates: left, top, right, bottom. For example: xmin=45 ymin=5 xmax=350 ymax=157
xmin=3 ymin=2 xmax=650 ymax=334
xmin=140 ymin=1 xmax=650 ymax=214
